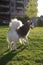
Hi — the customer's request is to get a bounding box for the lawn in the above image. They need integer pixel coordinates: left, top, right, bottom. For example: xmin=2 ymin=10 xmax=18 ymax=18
xmin=0 ymin=26 xmax=43 ymax=65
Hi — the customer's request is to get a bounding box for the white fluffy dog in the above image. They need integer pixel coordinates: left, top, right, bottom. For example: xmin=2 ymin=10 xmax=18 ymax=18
xmin=7 ymin=18 xmax=23 ymax=50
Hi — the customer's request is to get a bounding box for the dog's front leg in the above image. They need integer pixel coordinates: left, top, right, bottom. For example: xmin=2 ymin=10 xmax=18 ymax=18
xmin=19 ymin=38 xmax=23 ymax=44
xmin=24 ymin=36 xmax=29 ymax=43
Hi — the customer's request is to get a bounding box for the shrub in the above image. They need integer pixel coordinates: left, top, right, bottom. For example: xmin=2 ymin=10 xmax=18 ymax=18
xmin=37 ymin=19 xmax=43 ymax=27
xmin=16 ymin=16 xmax=29 ymax=24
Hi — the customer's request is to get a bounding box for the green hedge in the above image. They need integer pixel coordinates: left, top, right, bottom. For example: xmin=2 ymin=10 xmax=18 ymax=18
xmin=38 ymin=19 xmax=43 ymax=27
xmin=16 ymin=16 xmax=29 ymax=24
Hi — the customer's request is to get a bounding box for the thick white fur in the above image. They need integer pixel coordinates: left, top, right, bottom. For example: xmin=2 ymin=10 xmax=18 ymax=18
xmin=9 ymin=18 xmax=23 ymax=30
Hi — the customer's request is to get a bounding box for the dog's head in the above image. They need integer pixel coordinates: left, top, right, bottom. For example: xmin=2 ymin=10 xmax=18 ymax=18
xmin=27 ymin=20 xmax=34 ymax=29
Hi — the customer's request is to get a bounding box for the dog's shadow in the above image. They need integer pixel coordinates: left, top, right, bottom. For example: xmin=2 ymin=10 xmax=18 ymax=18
xmin=0 ymin=45 xmax=27 ymax=65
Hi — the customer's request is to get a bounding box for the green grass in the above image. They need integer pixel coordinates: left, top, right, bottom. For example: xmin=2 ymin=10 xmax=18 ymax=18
xmin=0 ymin=26 xmax=43 ymax=65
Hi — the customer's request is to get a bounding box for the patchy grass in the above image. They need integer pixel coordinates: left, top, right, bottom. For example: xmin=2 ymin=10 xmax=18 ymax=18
xmin=0 ymin=26 xmax=43 ymax=65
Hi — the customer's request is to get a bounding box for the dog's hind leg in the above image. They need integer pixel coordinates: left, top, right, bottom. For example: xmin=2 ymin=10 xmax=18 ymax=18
xmin=7 ymin=38 xmax=12 ymax=50
xmin=19 ymin=38 xmax=25 ymax=45
xmin=8 ymin=42 xmax=13 ymax=50
xmin=13 ymin=41 xmax=17 ymax=50
xmin=20 ymin=37 xmax=29 ymax=45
